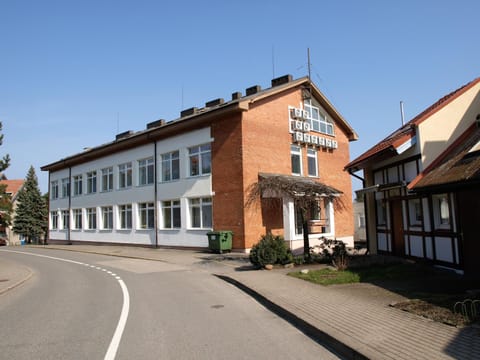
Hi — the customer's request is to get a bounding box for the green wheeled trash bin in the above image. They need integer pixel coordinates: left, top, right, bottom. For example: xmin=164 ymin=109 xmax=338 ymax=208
xmin=207 ymin=231 xmax=233 ymax=254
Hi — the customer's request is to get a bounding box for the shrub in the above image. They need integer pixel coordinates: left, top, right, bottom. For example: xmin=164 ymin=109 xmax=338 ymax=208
xmin=250 ymin=233 xmax=293 ymax=267
xmin=317 ymin=237 xmax=349 ymax=270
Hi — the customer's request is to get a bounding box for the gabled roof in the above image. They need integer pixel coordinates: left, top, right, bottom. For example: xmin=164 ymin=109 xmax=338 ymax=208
xmin=345 ymin=77 xmax=480 ymax=172
xmin=408 ymin=123 xmax=480 ymax=192
xmin=42 ymin=75 xmax=358 ymax=172
xmin=0 ymin=180 xmax=25 ymax=202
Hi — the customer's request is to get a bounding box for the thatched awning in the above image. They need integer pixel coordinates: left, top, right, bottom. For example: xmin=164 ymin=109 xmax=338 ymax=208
xmin=257 ymin=173 xmax=342 ymax=199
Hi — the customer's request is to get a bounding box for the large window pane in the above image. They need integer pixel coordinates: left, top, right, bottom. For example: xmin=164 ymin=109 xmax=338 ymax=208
xmin=291 ymin=145 xmax=302 ymax=175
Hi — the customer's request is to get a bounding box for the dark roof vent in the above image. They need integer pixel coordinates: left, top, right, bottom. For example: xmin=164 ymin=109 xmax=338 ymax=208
xmin=231 ymin=91 xmax=242 ymax=100
xmin=205 ymin=98 xmax=224 ymax=107
xmin=180 ymin=107 xmax=199 ymax=117
xmin=116 ymin=130 xmax=134 ymax=141
xmin=146 ymin=119 xmax=166 ymax=129
xmin=271 ymin=74 xmax=293 ymax=87
xmin=246 ymin=85 xmax=261 ymax=96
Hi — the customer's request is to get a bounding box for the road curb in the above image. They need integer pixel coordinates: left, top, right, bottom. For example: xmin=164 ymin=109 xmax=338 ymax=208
xmin=215 ymin=274 xmax=368 ymax=360
xmin=0 ymin=266 xmax=34 ymax=296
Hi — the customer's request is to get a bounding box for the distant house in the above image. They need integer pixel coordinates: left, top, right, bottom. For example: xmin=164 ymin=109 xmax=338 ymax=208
xmin=353 ymin=199 xmax=366 ymax=245
xmin=346 ymin=77 xmax=480 ymax=276
xmin=42 ymin=75 xmax=358 ymax=251
xmin=0 ymin=179 xmax=25 ymax=245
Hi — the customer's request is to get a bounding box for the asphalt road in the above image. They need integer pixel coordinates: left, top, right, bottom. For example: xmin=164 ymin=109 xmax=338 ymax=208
xmin=0 ymin=248 xmax=341 ymax=359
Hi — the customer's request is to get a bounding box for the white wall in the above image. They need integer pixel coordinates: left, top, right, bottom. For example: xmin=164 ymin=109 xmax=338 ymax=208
xmin=48 ymin=127 xmax=213 ymax=247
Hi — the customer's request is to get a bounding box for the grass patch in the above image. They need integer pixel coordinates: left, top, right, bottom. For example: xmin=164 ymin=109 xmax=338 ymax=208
xmin=289 ymin=268 xmax=360 ymax=285
xmin=288 ymin=261 xmax=480 ymax=326
xmin=288 ymin=263 xmax=418 ymax=286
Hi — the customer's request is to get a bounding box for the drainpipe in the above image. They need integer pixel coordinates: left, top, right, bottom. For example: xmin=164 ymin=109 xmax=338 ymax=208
xmin=348 ymin=169 xmax=370 ymax=254
xmin=154 ymin=141 xmax=158 ymax=248
xmin=46 ymin=171 xmax=51 ymax=245
xmin=68 ymin=167 xmax=72 ymax=245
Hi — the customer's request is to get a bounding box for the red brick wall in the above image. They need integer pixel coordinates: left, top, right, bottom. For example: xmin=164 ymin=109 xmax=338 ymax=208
xmin=211 ymin=113 xmax=245 ymax=249
xmin=211 ymin=87 xmax=354 ymax=250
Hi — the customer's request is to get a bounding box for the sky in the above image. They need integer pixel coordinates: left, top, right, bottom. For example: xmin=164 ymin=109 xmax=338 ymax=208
xmin=1 ymin=0 xmax=479 ymax=193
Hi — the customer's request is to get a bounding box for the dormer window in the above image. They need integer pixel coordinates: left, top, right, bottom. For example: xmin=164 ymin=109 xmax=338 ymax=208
xmin=304 ymin=99 xmax=334 ymax=136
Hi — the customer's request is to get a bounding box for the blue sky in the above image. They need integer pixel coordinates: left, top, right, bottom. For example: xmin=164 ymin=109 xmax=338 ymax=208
xmin=1 ymin=0 xmax=479 ymax=193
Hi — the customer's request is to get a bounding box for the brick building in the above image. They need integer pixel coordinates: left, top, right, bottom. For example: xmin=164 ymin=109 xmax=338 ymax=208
xmin=42 ymin=75 xmax=358 ymax=251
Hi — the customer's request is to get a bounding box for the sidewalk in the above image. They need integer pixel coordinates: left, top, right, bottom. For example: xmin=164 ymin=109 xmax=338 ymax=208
xmin=0 ymin=252 xmax=33 ymax=295
xmin=3 ymin=245 xmax=480 ymax=359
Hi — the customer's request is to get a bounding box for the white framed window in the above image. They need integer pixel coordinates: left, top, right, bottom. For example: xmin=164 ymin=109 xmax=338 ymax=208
xmin=61 ymin=210 xmax=69 ymax=229
xmin=162 ymin=200 xmax=181 ymax=229
xmin=119 ymin=204 xmax=132 ymax=229
xmin=101 ymin=167 xmax=113 ymax=192
xmin=408 ymin=198 xmax=423 ymax=226
xmin=433 ymin=194 xmax=451 ymax=229
xmin=304 ymin=99 xmax=334 ymax=136
xmin=86 ymin=171 xmax=97 ymax=194
xmin=73 ymin=175 xmax=83 ymax=196
xmin=189 ymin=197 xmax=212 ymax=229
xmin=62 ymin=178 xmax=70 ymax=198
xmin=51 ymin=180 xmax=59 ymax=200
xmin=307 ymin=148 xmax=318 ymax=177
xmin=101 ymin=206 xmax=113 ymax=229
xmin=161 ymin=151 xmax=180 ymax=182
xmin=86 ymin=208 xmax=97 ymax=230
xmin=118 ymin=162 xmax=132 ymax=189
xmin=189 ymin=144 xmax=211 ymax=177
xmin=73 ymin=209 xmax=82 ymax=230
xmin=291 ymin=145 xmax=302 ymax=175
xmin=138 ymin=203 xmax=155 ymax=229
xmin=50 ymin=211 xmax=58 ymax=230
xmin=375 ymin=193 xmax=387 ymax=226
xmin=138 ymin=158 xmax=154 ymax=186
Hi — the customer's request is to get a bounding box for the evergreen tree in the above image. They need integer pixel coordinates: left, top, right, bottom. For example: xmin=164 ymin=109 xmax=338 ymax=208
xmin=13 ymin=166 xmax=47 ymax=243
xmin=0 ymin=121 xmax=11 ymax=231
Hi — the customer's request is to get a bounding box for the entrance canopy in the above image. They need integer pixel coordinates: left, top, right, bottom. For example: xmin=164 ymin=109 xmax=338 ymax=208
xmin=255 ymin=173 xmax=342 ymax=199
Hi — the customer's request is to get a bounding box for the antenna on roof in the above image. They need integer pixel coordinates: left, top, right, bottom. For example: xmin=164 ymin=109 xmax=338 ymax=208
xmin=307 ymin=47 xmax=311 ymax=80
xmin=272 ymin=45 xmax=275 ymax=79
xmin=400 ymin=101 xmax=405 ymax=126
xmin=116 ymin=112 xmax=120 ymax=134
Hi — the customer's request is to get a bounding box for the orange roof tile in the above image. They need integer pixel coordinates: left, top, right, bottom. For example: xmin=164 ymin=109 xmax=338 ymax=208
xmin=345 ymin=77 xmax=480 ymax=172
xmin=0 ymin=180 xmax=25 ymax=198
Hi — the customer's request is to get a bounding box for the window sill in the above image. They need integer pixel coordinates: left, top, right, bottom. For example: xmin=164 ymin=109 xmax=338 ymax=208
xmin=160 ymin=179 xmax=180 ymax=184
xmin=187 ymin=173 xmax=211 ymax=179
xmin=186 ymin=228 xmax=212 ymax=231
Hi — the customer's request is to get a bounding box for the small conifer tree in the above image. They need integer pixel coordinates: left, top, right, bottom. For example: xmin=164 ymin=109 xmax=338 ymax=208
xmin=13 ymin=166 xmax=47 ymax=243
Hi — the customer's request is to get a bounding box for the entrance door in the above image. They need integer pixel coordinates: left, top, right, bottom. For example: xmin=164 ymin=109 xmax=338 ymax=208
xmin=390 ymin=200 xmax=405 ymax=256
xmin=457 ymin=189 xmax=480 ymax=276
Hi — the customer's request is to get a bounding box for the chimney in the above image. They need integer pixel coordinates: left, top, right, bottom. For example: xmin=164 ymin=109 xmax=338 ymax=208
xmin=271 ymin=74 xmax=292 ymax=87
xmin=180 ymin=107 xmax=199 ymax=117
xmin=116 ymin=130 xmax=134 ymax=141
xmin=205 ymin=98 xmax=225 ymax=107
xmin=231 ymin=91 xmax=242 ymax=100
xmin=146 ymin=119 xmax=166 ymax=129
xmin=245 ymin=85 xmax=261 ymax=96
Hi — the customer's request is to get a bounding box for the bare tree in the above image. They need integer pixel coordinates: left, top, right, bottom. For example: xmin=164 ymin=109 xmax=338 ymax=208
xmin=247 ymin=173 xmax=345 ymax=260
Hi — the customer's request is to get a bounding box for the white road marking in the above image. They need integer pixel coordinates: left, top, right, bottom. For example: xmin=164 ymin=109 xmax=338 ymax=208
xmin=0 ymin=249 xmax=130 ymax=360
